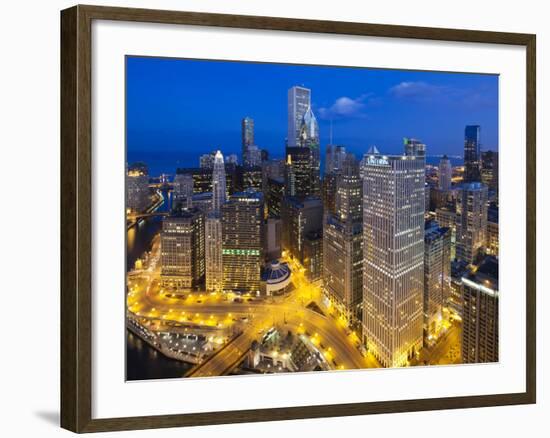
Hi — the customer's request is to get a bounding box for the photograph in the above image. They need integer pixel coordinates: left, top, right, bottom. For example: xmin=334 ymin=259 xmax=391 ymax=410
xmin=125 ymin=56 xmax=499 ymax=380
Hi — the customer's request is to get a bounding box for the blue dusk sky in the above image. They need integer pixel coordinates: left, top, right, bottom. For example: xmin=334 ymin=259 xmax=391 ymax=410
xmin=126 ymin=56 xmax=498 ymax=176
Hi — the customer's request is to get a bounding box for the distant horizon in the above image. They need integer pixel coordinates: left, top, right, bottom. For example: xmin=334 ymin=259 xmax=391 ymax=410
xmin=127 ymin=56 xmax=498 ymax=176
xmin=127 ymin=149 xmax=467 ymax=178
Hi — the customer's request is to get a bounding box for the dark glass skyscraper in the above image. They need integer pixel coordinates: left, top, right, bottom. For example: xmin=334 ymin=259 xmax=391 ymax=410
xmin=464 ymin=125 xmax=481 ymax=182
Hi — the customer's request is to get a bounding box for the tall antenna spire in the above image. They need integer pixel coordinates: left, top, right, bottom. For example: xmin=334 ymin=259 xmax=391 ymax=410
xmin=329 ymin=119 xmax=333 ymax=145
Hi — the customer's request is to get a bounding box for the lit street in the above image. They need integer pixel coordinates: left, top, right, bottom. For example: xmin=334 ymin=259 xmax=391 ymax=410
xmin=126 ymin=234 xmax=380 ymax=375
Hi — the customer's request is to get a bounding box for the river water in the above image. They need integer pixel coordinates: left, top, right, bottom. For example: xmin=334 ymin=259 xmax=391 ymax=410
xmin=126 ymin=190 xmax=193 ymax=380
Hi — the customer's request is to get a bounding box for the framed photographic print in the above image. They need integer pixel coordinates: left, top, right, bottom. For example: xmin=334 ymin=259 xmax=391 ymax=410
xmin=60 ymin=4 xmax=536 ymax=433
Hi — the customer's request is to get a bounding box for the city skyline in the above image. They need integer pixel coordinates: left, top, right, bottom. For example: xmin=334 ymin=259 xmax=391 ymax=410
xmin=126 ymin=59 xmax=499 ymax=380
xmin=127 ymin=56 xmax=498 ymax=176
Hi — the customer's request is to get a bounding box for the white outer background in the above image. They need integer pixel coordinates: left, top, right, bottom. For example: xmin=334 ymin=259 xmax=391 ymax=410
xmin=0 ymin=0 xmax=547 ymax=437
xmin=93 ymin=20 xmax=526 ymax=419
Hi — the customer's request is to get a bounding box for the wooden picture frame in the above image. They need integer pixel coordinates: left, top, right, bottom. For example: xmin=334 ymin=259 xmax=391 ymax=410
xmin=60 ymin=4 xmax=536 ymax=433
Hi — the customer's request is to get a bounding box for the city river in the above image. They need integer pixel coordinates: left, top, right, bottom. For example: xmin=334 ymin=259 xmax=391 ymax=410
xmin=127 ymin=189 xmax=171 ymax=271
xmin=126 ymin=189 xmax=193 ymax=380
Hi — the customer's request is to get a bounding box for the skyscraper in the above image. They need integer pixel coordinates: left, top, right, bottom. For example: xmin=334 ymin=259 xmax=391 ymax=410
xmin=449 ymin=259 xmax=469 ymax=318
xmin=439 ymin=155 xmax=452 ymax=191
xmin=172 ymin=173 xmax=194 ymax=210
xmin=486 ymin=205 xmax=499 ymax=256
xmin=303 ymin=231 xmax=323 ymax=282
xmin=176 ymin=167 xmax=212 ymax=194
xmin=285 ymin=113 xmax=321 ymax=198
xmin=224 ymin=162 xmax=238 ymax=195
xmin=325 ymin=144 xmax=347 ymax=175
xmin=464 ymin=125 xmax=481 ymax=182
xmin=212 ymin=150 xmax=226 ymax=213
xmin=285 ymin=146 xmax=319 ymax=198
xmin=266 ymin=217 xmax=283 ymax=260
xmin=222 ymin=190 xmax=264 ymax=293
xmin=281 ymin=196 xmax=323 ymax=268
xmin=462 ymin=256 xmax=499 ymax=363
xmin=424 ymin=221 xmax=451 ymax=344
xmin=241 ymin=116 xmax=254 ymax=166
xmin=481 ymin=150 xmax=499 ymax=193
xmin=126 ymin=162 xmax=150 ymax=213
xmin=299 ymin=106 xmax=319 ymax=147
xmin=240 ymin=165 xmax=263 ymax=192
xmin=323 ymin=217 xmax=362 ymax=324
xmin=199 ymin=152 xmax=215 ymax=169
xmin=266 ymin=177 xmax=285 ymax=218
xmin=325 ymin=144 xmax=333 ymax=176
xmin=322 ymin=172 xmax=338 ymax=218
xmin=335 ymin=154 xmax=362 ymax=224
xmin=285 ymin=86 xmax=320 ymax=199
xmin=246 ymin=145 xmax=262 ymax=167
xmin=226 ymin=154 xmax=239 ymax=165
xmin=456 ymin=182 xmax=488 ymax=264
xmin=299 ymin=106 xmax=321 ymax=196
xmin=362 ymin=151 xmax=425 ymax=367
xmin=403 ymin=138 xmax=426 ymax=157
xmin=287 ymin=86 xmax=311 ymax=147
xmin=205 ymin=212 xmax=223 ymax=292
xmin=160 ymin=208 xmax=205 ymax=290
xmin=323 ymin=154 xmax=363 ymax=323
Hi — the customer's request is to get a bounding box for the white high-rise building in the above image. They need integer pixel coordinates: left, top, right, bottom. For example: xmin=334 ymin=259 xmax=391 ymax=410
xmin=212 ymin=150 xmax=226 ymax=213
xmin=287 ymin=86 xmax=311 ymax=147
xmin=205 ymin=212 xmax=223 ymax=292
xmin=456 ymin=182 xmax=488 ymax=264
xmin=439 ymin=155 xmax=452 ymax=191
xmin=362 ymin=152 xmax=425 ymax=367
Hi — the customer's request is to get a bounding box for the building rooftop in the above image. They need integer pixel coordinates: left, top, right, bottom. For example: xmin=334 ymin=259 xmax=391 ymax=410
xmin=262 ymin=260 xmax=292 ymax=284
xmin=464 ymin=255 xmax=499 ymax=294
xmin=367 ymin=145 xmax=380 ymax=154
xmin=285 ymin=196 xmax=322 ymax=209
xmin=168 ymin=206 xmax=203 ymax=219
xmin=424 ymin=220 xmax=450 ymax=241
xmin=451 ymin=259 xmax=470 ymax=279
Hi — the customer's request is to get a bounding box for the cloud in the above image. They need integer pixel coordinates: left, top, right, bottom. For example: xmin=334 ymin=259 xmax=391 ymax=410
xmin=389 ymin=81 xmax=445 ymax=100
xmin=388 ymin=81 xmax=497 ymax=109
xmin=318 ymin=93 xmax=373 ymax=120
